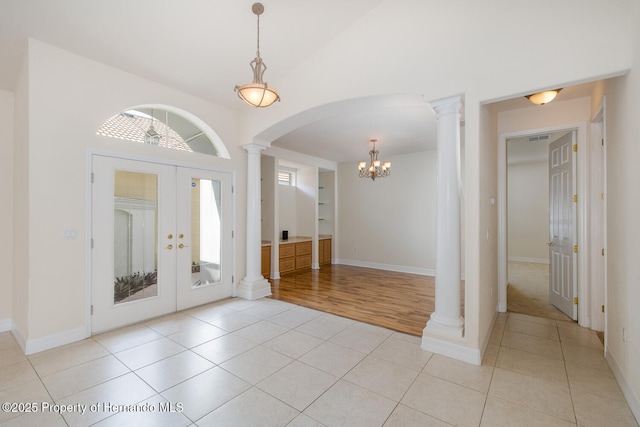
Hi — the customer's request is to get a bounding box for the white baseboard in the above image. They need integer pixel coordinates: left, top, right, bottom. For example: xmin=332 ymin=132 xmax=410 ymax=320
xmin=606 ymin=347 xmax=640 ymax=424
xmin=421 ymin=333 xmax=481 ymax=365
xmin=24 ymin=326 xmax=89 ymax=355
xmin=508 ymin=257 xmax=549 ymax=264
xmin=0 ymin=318 xmax=11 ymax=332
xmin=335 ymin=259 xmax=435 ymax=277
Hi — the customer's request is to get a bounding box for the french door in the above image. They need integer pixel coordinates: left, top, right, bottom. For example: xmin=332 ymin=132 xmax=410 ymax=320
xmin=91 ymin=156 xmax=233 ymax=333
xmin=548 ymin=131 xmax=577 ymax=320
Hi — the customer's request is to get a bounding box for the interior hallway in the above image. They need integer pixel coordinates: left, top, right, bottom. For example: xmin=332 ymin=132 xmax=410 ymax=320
xmin=0 ymin=298 xmax=637 ymax=426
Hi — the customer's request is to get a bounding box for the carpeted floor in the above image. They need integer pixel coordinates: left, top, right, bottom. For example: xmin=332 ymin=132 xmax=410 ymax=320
xmin=507 ymin=261 xmax=571 ymax=321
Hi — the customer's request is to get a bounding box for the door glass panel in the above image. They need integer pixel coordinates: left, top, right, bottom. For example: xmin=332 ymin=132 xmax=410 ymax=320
xmin=113 ymin=171 xmax=159 ymax=304
xmin=191 ymin=178 xmax=222 ymax=288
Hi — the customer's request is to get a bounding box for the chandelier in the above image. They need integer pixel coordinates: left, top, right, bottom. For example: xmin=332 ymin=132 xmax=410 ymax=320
xmin=234 ymin=3 xmax=280 ymax=108
xmin=144 ymin=109 xmax=160 ymax=145
xmin=358 ymin=139 xmax=391 ymax=181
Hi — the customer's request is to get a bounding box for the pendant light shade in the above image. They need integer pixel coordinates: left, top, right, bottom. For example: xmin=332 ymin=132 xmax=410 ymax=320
xmin=234 ymin=3 xmax=280 ymax=108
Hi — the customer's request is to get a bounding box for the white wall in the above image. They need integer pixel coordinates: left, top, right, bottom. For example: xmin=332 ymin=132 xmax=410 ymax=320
xmin=0 ymin=90 xmax=14 ymax=329
xmin=296 ymin=166 xmax=317 ymax=238
xmin=279 ymin=184 xmax=297 ymax=238
xmin=507 ymin=144 xmax=549 ymax=263
xmin=598 ymin=2 xmax=640 ymax=417
xmin=17 ymin=39 xmax=246 ymax=349
xmin=337 ymin=150 xmax=437 ymax=274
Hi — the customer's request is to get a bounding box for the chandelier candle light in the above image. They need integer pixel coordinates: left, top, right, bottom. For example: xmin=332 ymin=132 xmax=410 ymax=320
xmin=234 ymin=3 xmax=280 ymax=108
xmin=358 ymin=139 xmax=391 ymax=181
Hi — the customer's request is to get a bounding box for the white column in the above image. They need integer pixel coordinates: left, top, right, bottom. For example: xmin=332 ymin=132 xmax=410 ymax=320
xmin=237 ymin=143 xmax=272 ymax=300
xmin=424 ymin=95 xmax=464 ymax=338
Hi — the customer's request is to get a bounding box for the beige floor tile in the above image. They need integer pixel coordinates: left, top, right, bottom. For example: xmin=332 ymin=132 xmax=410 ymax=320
xmin=242 ymin=298 xmax=295 ymax=320
xmin=197 ymin=386 xmax=299 ymax=426
xmin=166 ymin=323 xmax=228 ymax=348
xmin=571 ymin=384 xmax=639 ymax=427
xmin=181 ymin=302 xmax=237 ymax=323
xmin=384 ymin=404 xmax=453 ymax=426
xmin=344 ymin=355 xmax=420 ymax=401
xmin=257 ymin=360 xmax=338 ymax=411
xmin=558 ymin=327 xmax=604 ymax=350
xmin=231 ymin=319 xmax=289 ymax=344
xmin=114 ymin=337 xmax=186 ymax=370
xmin=1 ymin=409 xmax=67 ymax=427
xmin=565 ymin=362 xmax=624 ymax=398
xmin=299 ymin=341 xmax=366 ymax=377
xmin=401 ymin=373 xmax=486 ymax=427
xmin=424 ymin=353 xmax=494 ymax=393
xmin=135 ymin=351 xmax=214 ymax=392
xmin=482 ymin=343 xmax=500 ymax=366
xmin=0 ymin=379 xmax=53 ymax=424
xmin=191 ymin=333 xmax=256 ymax=364
xmin=506 ymin=318 xmax=559 ymax=341
xmin=28 ymin=338 xmax=110 ymax=377
xmin=294 ymin=313 xmax=354 ymax=340
xmin=489 ymin=325 xmax=505 ymax=345
xmin=41 ymin=355 xmax=129 ymax=400
xmin=509 ymin=312 xmax=558 ymax=327
xmin=304 ymin=380 xmax=397 ymax=427
xmin=500 ymin=330 xmax=564 ymax=360
xmin=220 ymin=345 xmax=293 ymax=384
xmin=481 ymin=396 xmax=577 ymax=427
xmin=287 ymin=413 xmax=327 ymax=427
xmin=92 ymin=394 xmax=192 ymax=426
xmin=496 ymin=346 xmax=568 ymax=386
xmin=0 ymin=359 xmax=39 ymax=392
xmin=561 ymin=342 xmax=608 ymax=371
xmin=161 ymin=366 xmax=250 ymax=422
xmin=56 ymin=373 xmax=156 ymax=426
xmin=369 ymin=334 xmax=433 ymax=371
xmin=489 ymin=367 xmax=575 ymax=423
xmin=329 ymin=322 xmax=393 ymax=354
xmin=144 ymin=313 xmax=207 ymax=336
xmin=262 ymin=330 xmax=324 ymax=359
xmin=92 ymin=324 xmax=163 ymax=354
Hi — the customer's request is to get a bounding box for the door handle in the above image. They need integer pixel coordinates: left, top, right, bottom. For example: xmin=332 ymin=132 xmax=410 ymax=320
xmin=547 ymin=242 xmax=554 ymax=247
xmin=178 ymin=243 xmax=190 ymax=249
xmin=165 ymin=244 xmax=173 ymax=250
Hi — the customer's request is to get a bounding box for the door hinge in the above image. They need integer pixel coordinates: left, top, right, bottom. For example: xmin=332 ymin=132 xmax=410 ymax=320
xmin=602 ymin=305 xmax=605 ymax=313
xmin=232 ymin=275 xmax=234 ymax=283
xmin=601 ymin=138 xmax=604 ymax=146
xmin=573 ymin=144 xmax=578 ymax=152
xmin=573 ymin=194 xmax=578 ymax=203
xmin=573 ymin=245 xmax=579 ymax=253
xmin=232 ymin=231 xmax=234 ymax=238
xmin=602 ymin=193 xmax=605 ymax=201
xmin=91 ymin=305 xmax=94 ymax=315
xmin=574 ymin=297 xmax=579 ymax=305
xmin=232 ymin=185 xmax=235 ymax=194
xmin=91 ymin=172 xmax=94 ymax=183
xmin=91 ymin=238 xmax=94 ymax=249
xmin=602 ymin=248 xmax=605 ymax=256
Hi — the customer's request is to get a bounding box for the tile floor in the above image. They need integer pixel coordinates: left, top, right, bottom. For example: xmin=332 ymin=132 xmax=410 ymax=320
xmin=0 ymin=298 xmax=638 ymax=426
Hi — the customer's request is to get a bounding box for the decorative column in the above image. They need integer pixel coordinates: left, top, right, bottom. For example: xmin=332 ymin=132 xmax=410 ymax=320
xmin=237 ymin=143 xmax=272 ymax=300
xmin=423 ymin=95 xmax=464 ymax=340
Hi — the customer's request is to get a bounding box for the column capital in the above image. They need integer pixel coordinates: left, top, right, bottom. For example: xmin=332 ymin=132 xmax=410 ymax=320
xmin=429 ymin=95 xmax=464 ymax=117
xmin=242 ymin=140 xmax=270 ymax=154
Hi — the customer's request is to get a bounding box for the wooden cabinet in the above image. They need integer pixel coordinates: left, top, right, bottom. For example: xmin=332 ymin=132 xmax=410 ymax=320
xmin=279 ymin=238 xmax=312 ymax=275
xmin=319 ymin=237 xmax=332 ymax=266
xmin=261 ymin=244 xmax=271 ymax=279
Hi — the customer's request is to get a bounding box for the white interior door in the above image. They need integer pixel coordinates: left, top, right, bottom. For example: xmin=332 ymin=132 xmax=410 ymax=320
xmin=91 ymin=156 xmax=234 ymax=333
xmin=548 ymin=131 xmax=578 ymax=319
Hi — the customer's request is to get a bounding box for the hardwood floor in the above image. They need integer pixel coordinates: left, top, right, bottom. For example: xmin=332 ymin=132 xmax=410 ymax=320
xmin=269 ymin=264 xmax=439 ymax=336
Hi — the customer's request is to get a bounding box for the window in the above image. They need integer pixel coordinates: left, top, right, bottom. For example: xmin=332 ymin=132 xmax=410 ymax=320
xmin=278 ymin=170 xmax=295 ymax=186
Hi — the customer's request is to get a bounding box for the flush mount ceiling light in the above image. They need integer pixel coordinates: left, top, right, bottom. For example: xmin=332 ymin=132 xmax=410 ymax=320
xmin=525 ymin=88 xmax=562 ymax=105
xmin=358 ymin=139 xmax=391 ymax=181
xmin=234 ymin=3 xmax=280 ymax=108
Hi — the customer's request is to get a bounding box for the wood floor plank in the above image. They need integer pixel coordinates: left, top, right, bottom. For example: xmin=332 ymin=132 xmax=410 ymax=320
xmin=269 ymin=265 xmax=439 ymax=336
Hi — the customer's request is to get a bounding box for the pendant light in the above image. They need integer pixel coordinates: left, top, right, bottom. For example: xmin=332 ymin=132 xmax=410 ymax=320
xmin=234 ymin=3 xmax=280 ymax=108
xmin=144 ymin=109 xmax=160 ymax=145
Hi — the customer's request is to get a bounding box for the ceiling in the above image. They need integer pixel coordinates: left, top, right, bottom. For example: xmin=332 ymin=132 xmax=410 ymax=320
xmin=0 ymin=1 xmax=597 ymax=165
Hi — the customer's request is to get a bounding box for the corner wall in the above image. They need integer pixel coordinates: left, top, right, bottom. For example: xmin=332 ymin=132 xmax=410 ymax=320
xmin=0 ymin=90 xmax=14 ymax=330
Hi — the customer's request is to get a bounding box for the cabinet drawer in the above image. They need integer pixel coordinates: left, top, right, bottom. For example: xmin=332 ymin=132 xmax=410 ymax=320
xmin=295 ymin=241 xmax=312 ymax=256
xmin=295 ymin=254 xmax=312 ymax=269
xmin=279 ymin=244 xmax=295 ymax=258
xmin=280 ymin=258 xmax=295 ymax=273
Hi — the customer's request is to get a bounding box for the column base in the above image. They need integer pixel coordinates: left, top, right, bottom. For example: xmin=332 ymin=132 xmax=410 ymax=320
xmin=237 ymin=277 xmax=272 ymax=300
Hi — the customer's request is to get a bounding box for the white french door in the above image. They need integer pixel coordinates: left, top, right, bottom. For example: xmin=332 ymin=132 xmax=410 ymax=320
xmin=91 ymin=156 xmax=233 ymax=333
xmin=548 ymin=131 xmax=577 ymax=320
